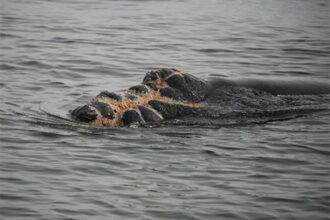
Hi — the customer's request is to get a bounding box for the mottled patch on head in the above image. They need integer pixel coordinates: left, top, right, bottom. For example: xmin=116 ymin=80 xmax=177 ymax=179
xmin=142 ymin=68 xmax=184 ymax=90
xmin=92 ymin=86 xmax=205 ymax=127
xmin=148 ymin=100 xmax=202 ymax=119
xmin=91 ymin=100 xmax=115 ymax=120
xmin=143 ymin=70 xmax=159 ymax=82
xmin=125 ymin=93 xmax=138 ymax=100
xmin=171 ymin=69 xmax=184 ymax=77
xmin=157 ymin=68 xmax=174 ymax=79
xmin=129 ymin=85 xmax=149 ymax=94
xmin=146 ymin=84 xmax=158 ymax=91
xmin=143 ymin=77 xmax=168 ymax=89
xmin=121 ymin=109 xmax=144 ymax=126
xmin=74 ymin=68 xmax=208 ymax=127
xmin=138 ymin=105 xmax=163 ymax=122
xmin=159 ymin=87 xmax=183 ymax=100
xmin=97 ymin=91 xmax=122 ymax=102
xmin=71 ymin=105 xmax=97 ymax=123
xmin=166 ymin=74 xmax=185 ymax=90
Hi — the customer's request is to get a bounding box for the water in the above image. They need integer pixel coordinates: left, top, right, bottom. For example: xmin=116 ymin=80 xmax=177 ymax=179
xmin=0 ymin=0 xmax=329 ymax=219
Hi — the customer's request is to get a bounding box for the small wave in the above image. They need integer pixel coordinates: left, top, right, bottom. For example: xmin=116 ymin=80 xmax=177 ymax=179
xmin=18 ymin=60 xmax=52 ymax=69
xmin=282 ymin=48 xmax=328 ymax=56
xmin=0 ymin=64 xmax=17 ymax=70
xmin=0 ymin=206 xmax=40 ymax=218
xmin=50 ymin=37 xmax=108 ymax=46
xmin=52 ymin=37 xmax=77 ymax=44
xmin=273 ymin=70 xmax=312 ymax=75
xmin=0 ymin=33 xmax=22 ymax=38
xmin=194 ymin=48 xmax=237 ymax=53
xmin=2 ymin=16 xmax=25 ymax=21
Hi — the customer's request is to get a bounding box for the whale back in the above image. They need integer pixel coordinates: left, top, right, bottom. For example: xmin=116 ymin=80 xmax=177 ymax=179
xmin=208 ymin=77 xmax=330 ymax=95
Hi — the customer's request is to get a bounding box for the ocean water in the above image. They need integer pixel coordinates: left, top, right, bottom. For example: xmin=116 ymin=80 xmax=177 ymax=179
xmin=0 ymin=0 xmax=329 ymax=219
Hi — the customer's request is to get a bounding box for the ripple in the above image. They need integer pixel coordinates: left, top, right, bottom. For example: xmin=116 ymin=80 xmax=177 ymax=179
xmin=193 ymin=48 xmax=236 ymax=53
xmin=282 ymin=48 xmax=328 ymax=56
xmin=1 ymin=0 xmax=329 ymax=220
xmin=18 ymin=60 xmax=52 ymax=69
xmin=0 ymin=33 xmax=22 ymax=38
xmin=0 ymin=207 xmax=40 ymax=218
xmin=0 ymin=63 xmax=17 ymax=70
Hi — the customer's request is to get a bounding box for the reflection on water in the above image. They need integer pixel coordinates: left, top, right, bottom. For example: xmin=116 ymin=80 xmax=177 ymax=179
xmin=0 ymin=0 xmax=329 ymax=219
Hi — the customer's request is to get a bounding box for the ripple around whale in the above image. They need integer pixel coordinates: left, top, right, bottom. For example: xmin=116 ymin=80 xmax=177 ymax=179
xmin=37 ymin=84 xmax=329 ymax=130
xmin=1 ymin=1 xmax=330 ymax=219
xmin=68 ymin=68 xmax=330 ymax=128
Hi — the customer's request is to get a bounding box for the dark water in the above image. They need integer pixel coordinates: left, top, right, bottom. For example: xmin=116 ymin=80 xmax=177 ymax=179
xmin=1 ymin=0 xmax=329 ymax=219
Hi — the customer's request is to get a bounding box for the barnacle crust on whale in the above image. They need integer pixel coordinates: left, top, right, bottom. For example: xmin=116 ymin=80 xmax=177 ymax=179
xmin=71 ymin=68 xmax=208 ymax=127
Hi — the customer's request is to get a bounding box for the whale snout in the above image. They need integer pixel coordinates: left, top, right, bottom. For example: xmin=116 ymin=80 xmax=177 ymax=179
xmin=70 ymin=105 xmax=98 ymax=123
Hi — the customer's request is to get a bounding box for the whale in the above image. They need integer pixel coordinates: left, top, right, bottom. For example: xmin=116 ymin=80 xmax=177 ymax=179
xmin=70 ymin=68 xmax=329 ymax=127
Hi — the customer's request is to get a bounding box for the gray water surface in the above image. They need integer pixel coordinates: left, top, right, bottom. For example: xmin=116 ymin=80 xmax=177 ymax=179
xmin=0 ymin=0 xmax=329 ymax=219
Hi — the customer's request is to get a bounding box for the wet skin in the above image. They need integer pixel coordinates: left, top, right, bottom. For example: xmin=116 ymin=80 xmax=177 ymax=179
xmin=70 ymin=68 xmax=330 ymax=127
xmin=71 ymin=68 xmax=210 ymax=127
